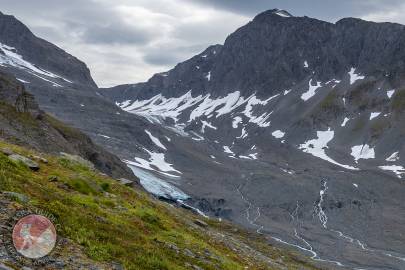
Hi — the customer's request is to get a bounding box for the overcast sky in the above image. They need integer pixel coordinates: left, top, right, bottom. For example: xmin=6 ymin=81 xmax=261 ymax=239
xmin=0 ymin=0 xmax=404 ymax=87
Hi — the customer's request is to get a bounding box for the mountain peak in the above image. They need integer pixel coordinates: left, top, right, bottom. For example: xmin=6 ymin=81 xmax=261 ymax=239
xmin=271 ymin=8 xmax=293 ymax=17
xmin=0 ymin=12 xmax=97 ymax=87
xmin=254 ymin=8 xmax=293 ymax=21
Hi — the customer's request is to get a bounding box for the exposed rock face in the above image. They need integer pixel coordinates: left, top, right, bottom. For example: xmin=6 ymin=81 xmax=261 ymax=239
xmin=0 ymin=71 xmax=136 ymax=182
xmin=103 ymin=9 xmax=405 ymax=101
xmin=0 ymin=71 xmax=39 ymax=115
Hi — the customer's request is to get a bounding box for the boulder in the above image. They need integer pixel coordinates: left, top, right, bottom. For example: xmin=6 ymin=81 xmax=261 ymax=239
xmin=194 ymin=219 xmax=208 ymax=228
xmin=60 ymin=152 xmax=95 ymax=170
xmin=31 ymin=155 xmax=48 ymax=164
xmin=8 ymin=154 xmax=40 ymax=171
xmin=118 ymin=178 xmax=135 ymax=187
xmin=111 ymin=262 xmax=124 ymax=270
xmin=3 ymin=191 xmax=30 ymax=203
xmin=0 ymin=148 xmax=14 ymax=156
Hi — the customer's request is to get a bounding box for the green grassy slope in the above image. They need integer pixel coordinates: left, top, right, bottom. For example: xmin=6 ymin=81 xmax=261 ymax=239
xmin=0 ymin=140 xmax=320 ymax=270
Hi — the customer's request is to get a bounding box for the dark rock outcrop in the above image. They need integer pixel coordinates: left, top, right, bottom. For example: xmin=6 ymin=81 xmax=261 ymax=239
xmin=0 ymin=71 xmax=137 ymax=182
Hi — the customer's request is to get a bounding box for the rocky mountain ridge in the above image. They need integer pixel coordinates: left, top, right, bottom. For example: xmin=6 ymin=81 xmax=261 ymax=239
xmin=102 ymin=9 xmax=405 ymax=101
xmin=101 ymin=9 xmax=405 ymax=270
xmin=0 ymin=11 xmax=96 ymax=87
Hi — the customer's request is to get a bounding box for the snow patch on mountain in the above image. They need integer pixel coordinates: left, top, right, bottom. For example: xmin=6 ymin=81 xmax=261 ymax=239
xmin=379 ymin=165 xmax=405 ymax=178
xmin=248 ymin=153 xmax=258 ymax=160
xmin=145 ymin=130 xmax=167 ymax=150
xmin=232 ymin=116 xmax=242 ymax=128
xmin=301 ymin=79 xmax=322 ymax=101
xmin=98 ymin=134 xmax=111 ymax=139
xmin=223 ymin=146 xmax=234 ymax=155
xmin=351 ymin=144 xmax=375 ymax=162
xmin=215 ymin=91 xmax=247 ymax=117
xmin=273 ymin=9 xmax=293 ymax=17
xmin=341 ymin=117 xmax=350 ymax=127
xmin=281 ymin=168 xmax=294 ymax=175
xmin=31 ymin=73 xmax=62 ymax=87
xmin=386 ymin=152 xmax=399 ymax=162
xmin=239 ymin=154 xmax=257 ymax=160
xmin=189 ymin=92 xmax=244 ymax=120
xmin=206 ymin=71 xmax=211 ymax=81
xmin=370 ymin=112 xmax=381 ymax=120
xmin=387 ymin=89 xmax=395 ymax=98
xmin=121 ymin=91 xmax=278 ymax=130
xmin=201 ymin=120 xmax=217 ymax=133
xmin=237 ymin=127 xmax=248 ymax=139
xmin=348 ymin=68 xmax=365 ymax=85
xmin=126 ymin=149 xmax=181 ymax=177
xmin=0 ymin=43 xmax=72 ymax=85
xmin=223 ymin=146 xmax=237 ymax=158
xmin=242 ymin=94 xmax=278 ymax=127
xmin=190 ymin=132 xmax=204 ymax=141
xmin=272 ymin=130 xmax=285 ymax=139
xmin=122 ymin=91 xmax=204 ymax=123
xmin=299 ymin=129 xmax=358 ymax=170
xmin=16 ymin=78 xmax=29 ymax=83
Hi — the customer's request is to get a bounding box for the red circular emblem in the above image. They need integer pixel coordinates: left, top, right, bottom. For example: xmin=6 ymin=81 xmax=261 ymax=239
xmin=12 ymin=214 xmax=57 ymax=259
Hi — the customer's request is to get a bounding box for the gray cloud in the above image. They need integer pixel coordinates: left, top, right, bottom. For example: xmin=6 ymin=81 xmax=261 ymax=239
xmin=143 ymin=44 xmax=207 ymax=66
xmin=186 ymin=0 xmax=405 ymax=22
xmin=81 ymin=24 xmax=154 ymax=45
xmin=0 ymin=0 xmax=404 ymax=87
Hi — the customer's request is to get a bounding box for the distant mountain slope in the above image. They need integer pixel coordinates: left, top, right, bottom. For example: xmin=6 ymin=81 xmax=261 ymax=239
xmin=0 ymin=11 xmax=96 ymax=87
xmin=100 ymin=9 xmax=405 ymax=270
